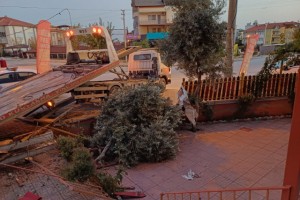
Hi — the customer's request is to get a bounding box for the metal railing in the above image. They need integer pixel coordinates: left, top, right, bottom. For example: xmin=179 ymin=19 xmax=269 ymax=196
xmin=160 ymin=186 xmax=291 ymax=200
xmin=139 ymin=19 xmax=167 ymax=25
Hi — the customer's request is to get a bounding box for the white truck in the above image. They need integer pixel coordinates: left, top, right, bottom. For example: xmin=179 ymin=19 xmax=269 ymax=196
xmin=71 ymin=49 xmax=171 ymax=102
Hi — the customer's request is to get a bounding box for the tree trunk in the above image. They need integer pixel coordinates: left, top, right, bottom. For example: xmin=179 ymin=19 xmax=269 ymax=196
xmin=194 ymin=72 xmax=203 ymax=110
xmin=95 ymin=139 xmax=112 ymax=164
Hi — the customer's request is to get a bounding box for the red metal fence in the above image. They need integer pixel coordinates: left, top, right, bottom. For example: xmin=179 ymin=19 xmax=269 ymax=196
xmin=160 ymin=185 xmax=291 ymax=200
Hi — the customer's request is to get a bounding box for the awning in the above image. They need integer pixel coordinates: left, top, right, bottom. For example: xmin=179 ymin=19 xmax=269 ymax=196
xmin=146 ymin=32 xmax=168 ymax=40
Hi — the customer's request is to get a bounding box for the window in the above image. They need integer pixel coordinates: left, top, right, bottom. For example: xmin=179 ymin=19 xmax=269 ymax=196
xmin=0 ymin=73 xmax=15 ymax=84
xmin=151 ymin=28 xmax=157 ymax=33
xmin=148 ymin=15 xmax=156 ymax=21
xmin=0 ymin=32 xmax=6 ymax=37
xmin=133 ymin=54 xmax=151 ymax=60
xmin=17 ymin=72 xmax=36 ymax=80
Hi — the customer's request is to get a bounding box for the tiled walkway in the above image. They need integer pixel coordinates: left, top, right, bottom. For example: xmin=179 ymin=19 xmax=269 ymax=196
xmin=120 ymin=118 xmax=291 ymax=200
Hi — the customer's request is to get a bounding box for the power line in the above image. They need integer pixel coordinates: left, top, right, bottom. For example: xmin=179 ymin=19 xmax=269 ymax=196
xmin=0 ymin=5 xmax=131 ymax=12
xmin=4 ymin=8 xmax=73 ymax=37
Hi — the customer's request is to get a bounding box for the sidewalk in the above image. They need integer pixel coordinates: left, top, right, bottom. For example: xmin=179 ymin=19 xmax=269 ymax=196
xmin=117 ymin=118 xmax=290 ymax=200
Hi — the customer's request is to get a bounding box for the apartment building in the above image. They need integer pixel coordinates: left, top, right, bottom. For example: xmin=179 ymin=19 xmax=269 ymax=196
xmin=131 ymin=0 xmax=175 ymax=40
xmin=244 ymin=21 xmax=299 ymax=46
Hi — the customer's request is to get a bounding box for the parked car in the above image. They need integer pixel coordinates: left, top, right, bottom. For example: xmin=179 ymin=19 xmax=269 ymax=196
xmin=0 ymin=67 xmax=37 ymax=87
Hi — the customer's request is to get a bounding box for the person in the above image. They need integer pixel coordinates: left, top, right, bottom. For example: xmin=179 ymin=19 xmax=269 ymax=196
xmin=101 ymin=53 xmax=110 ymax=64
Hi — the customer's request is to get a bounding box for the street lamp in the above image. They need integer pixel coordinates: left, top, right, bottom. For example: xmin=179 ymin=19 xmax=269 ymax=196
xmin=59 ymin=8 xmax=73 ymax=27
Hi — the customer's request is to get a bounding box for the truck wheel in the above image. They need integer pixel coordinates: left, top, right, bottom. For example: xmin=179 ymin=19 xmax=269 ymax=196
xmin=109 ymin=86 xmax=121 ymax=96
xmin=159 ymin=78 xmax=167 ymax=90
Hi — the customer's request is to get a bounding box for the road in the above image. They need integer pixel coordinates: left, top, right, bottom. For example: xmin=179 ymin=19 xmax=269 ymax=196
xmin=167 ymin=55 xmax=268 ymax=89
xmin=3 ymin=55 xmax=269 ymax=90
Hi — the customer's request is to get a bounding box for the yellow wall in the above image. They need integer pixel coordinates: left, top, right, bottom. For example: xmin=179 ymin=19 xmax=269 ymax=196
xmin=133 ymin=5 xmax=175 ymax=37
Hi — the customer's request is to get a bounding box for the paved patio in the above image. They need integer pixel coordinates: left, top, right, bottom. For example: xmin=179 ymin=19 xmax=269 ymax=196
xmin=116 ymin=118 xmax=291 ymax=200
xmin=0 ymin=118 xmax=291 ymax=200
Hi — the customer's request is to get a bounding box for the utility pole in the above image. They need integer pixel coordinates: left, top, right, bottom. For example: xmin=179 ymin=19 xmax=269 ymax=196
xmin=225 ymin=0 xmax=238 ymax=76
xmin=121 ymin=9 xmax=127 ymax=49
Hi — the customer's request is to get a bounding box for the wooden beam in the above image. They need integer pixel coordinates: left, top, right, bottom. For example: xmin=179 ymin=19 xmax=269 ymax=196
xmin=0 ymin=131 xmax=53 ymax=152
xmin=0 ymin=144 xmax=55 ymax=164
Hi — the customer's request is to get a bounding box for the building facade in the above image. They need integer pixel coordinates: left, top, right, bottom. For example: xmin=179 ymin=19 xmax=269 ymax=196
xmin=244 ymin=21 xmax=300 ymax=46
xmin=0 ymin=16 xmax=67 ymax=57
xmin=131 ymin=0 xmax=175 ymax=40
xmin=0 ymin=16 xmax=36 ymax=56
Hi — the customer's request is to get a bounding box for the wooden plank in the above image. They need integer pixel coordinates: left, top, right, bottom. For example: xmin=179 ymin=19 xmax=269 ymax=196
xmin=191 ymin=81 xmax=195 ymax=95
xmin=198 ymin=80 xmax=202 ymax=99
xmin=187 ymin=81 xmax=191 ymax=94
xmin=63 ymin=112 xmax=100 ymax=124
xmin=244 ymin=76 xmax=248 ymax=95
xmin=232 ymin=77 xmax=237 ymax=99
xmin=0 ymin=139 xmax=13 ymax=146
xmin=0 ymin=131 xmax=53 ymax=152
xmin=252 ymin=75 xmax=257 ymax=97
xmin=0 ymin=60 xmax=119 ymax=125
xmin=0 ymin=144 xmax=55 ymax=164
xmin=228 ymin=77 xmax=233 ymax=100
xmin=282 ymin=73 xmax=287 ymax=96
xmin=212 ymin=79 xmax=217 ymax=100
xmin=73 ymin=86 xmax=108 ymax=91
xmin=49 ymin=127 xmax=78 ymax=137
xmin=285 ymin=73 xmax=291 ymax=96
xmin=220 ymin=78 xmax=225 ymax=100
xmin=207 ymin=79 xmax=212 ymax=101
xmin=215 ymin=79 xmax=220 ymax=100
xmin=224 ymin=77 xmax=229 ymax=99
xmin=73 ymin=93 xmax=107 ymax=99
xmin=203 ymin=79 xmax=208 ymax=101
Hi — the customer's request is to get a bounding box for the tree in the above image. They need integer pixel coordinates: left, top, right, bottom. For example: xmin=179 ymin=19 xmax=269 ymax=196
xmin=132 ymin=39 xmax=150 ymax=48
xmin=71 ymin=18 xmax=115 ymax=50
xmin=293 ymin=28 xmax=300 ymax=52
xmin=92 ymin=84 xmax=182 ymax=167
xmin=160 ymin=0 xmax=227 ymax=97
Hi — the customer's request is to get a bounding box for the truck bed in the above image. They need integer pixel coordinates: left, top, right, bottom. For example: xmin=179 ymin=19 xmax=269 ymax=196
xmin=0 ymin=61 xmax=119 ymax=125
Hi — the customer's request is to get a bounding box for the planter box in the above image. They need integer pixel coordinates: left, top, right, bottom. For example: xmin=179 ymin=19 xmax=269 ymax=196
xmin=198 ymin=97 xmax=293 ymax=122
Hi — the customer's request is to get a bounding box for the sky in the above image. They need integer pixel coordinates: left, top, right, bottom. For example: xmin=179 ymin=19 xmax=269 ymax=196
xmin=0 ymin=0 xmax=300 ymax=38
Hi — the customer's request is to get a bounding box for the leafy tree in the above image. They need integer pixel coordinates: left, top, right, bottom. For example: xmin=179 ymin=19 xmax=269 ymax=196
xmin=160 ymin=0 xmax=227 ymax=97
xmin=292 ymin=28 xmax=300 ymax=52
xmin=132 ymin=39 xmax=150 ymax=48
xmin=92 ymin=84 xmax=182 ymax=167
xmin=71 ymin=18 xmax=114 ymax=50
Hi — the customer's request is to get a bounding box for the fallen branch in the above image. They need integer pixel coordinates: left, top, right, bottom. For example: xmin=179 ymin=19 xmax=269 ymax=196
xmin=95 ymin=139 xmax=112 ymax=164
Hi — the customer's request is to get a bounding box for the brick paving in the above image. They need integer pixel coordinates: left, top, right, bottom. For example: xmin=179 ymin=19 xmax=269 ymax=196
xmin=0 ymin=150 xmax=105 ymax=200
xmin=0 ymin=118 xmax=291 ymax=200
xmin=119 ymin=118 xmax=291 ymax=200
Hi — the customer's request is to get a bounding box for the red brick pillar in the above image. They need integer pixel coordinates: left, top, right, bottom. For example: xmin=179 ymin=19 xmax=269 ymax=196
xmin=282 ymin=69 xmax=300 ymax=200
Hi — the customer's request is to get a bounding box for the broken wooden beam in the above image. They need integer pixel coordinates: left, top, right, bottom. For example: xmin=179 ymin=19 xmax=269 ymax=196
xmin=0 ymin=143 xmax=55 ymax=164
xmin=0 ymin=131 xmax=53 ymax=152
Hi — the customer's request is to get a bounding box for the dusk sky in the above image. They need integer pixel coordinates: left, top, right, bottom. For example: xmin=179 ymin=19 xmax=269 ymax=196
xmin=0 ymin=0 xmax=299 ymax=33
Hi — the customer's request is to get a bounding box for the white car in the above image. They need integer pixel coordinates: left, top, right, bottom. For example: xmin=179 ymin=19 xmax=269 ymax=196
xmin=0 ymin=67 xmax=37 ymax=87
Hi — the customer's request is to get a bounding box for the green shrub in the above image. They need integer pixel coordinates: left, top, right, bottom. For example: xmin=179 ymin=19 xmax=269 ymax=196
xmin=200 ymin=102 xmax=213 ymax=121
xmin=236 ymin=94 xmax=256 ymax=118
xmin=92 ymin=84 xmax=182 ymax=167
xmin=63 ymin=147 xmax=95 ymax=182
xmin=57 ymin=136 xmax=76 ymax=161
xmin=96 ymin=169 xmax=125 ymax=197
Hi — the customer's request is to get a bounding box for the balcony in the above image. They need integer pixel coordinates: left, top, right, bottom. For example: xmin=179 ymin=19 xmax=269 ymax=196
xmin=139 ymin=19 xmax=168 ymax=26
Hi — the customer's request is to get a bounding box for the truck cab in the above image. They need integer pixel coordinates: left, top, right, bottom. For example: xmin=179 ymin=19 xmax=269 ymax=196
xmin=128 ymin=49 xmax=171 ymax=85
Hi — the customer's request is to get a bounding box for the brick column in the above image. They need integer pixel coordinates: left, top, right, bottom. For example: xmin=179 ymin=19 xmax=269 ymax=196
xmin=282 ymin=69 xmax=300 ymax=200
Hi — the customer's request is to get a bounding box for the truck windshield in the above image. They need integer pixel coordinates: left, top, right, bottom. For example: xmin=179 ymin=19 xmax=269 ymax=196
xmin=133 ymin=54 xmax=151 ymax=60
